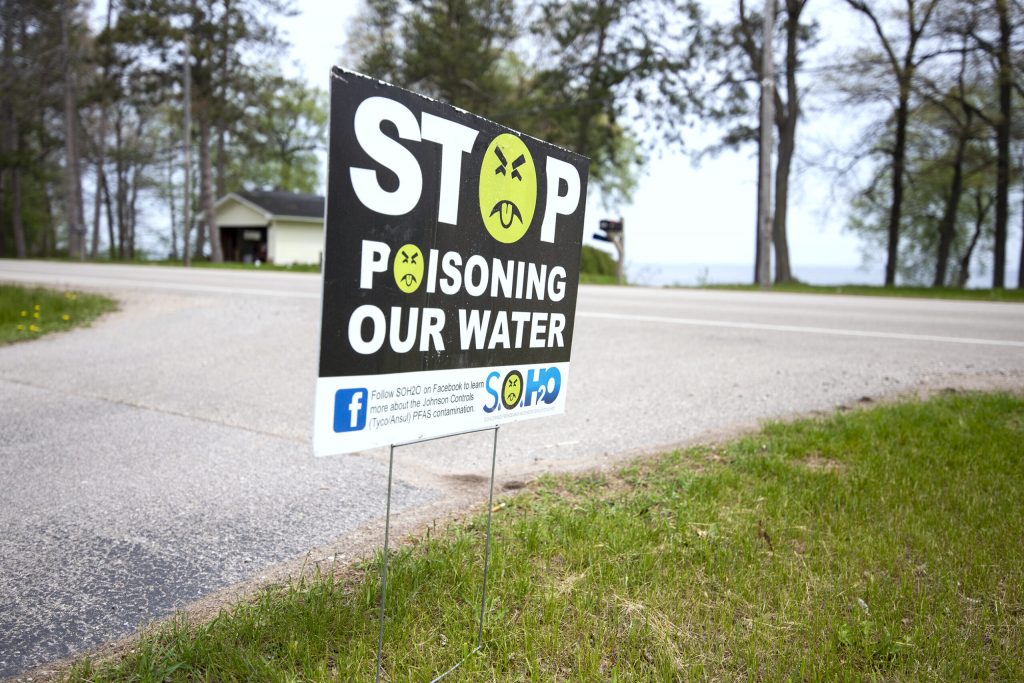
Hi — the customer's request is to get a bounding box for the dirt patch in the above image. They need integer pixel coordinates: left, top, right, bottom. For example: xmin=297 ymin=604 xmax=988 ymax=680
xmin=443 ymin=473 xmax=489 ymax=486
xmin=800 ymin=452 xmax=845 ymax=473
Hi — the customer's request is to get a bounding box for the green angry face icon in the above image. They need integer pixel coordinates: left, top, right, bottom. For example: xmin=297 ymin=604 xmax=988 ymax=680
xmin=478 ymin=134 xmax=537 ymax=244
xmin=501 ymin=370 xmax=523 ymax=410
xmin=393 ymin=243 xmax=423 ymax=293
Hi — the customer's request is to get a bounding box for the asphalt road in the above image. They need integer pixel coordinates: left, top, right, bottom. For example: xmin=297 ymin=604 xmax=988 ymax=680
xmin=2 ymin=260 xmax=1022 ymax=678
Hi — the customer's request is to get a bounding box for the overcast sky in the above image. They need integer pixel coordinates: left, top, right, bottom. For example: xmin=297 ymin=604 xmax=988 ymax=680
xmin=88 ymin=0 xmax=1013 ymax=282
xmin=277 ymin=1 xmax=881 ymax=276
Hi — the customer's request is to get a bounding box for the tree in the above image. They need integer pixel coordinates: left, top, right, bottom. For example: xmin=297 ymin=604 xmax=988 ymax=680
xmin=113 ymin=0 xmax=293 ymax=262
xmin=526 ymin=0 xmax=701 ymax=206
xmin=230 ymin=73 xmax=327 ymax=193
xmin=846 ymin=98 xmax=997 ymax=286
xmin=843 ymin=0 xmax=941 ymax=286
xmin=349 ymin=0 xmax=520 ymax=123
xmin=935 ymin=0 xmax=1023 ymax=288
xmin=1 ymin=0 xmax=86 ymax=258
xmin=702 ymin=0 xmax=817 ymax=284
xmin=347 ymin=0 xmax=401 ymax=83
xmin=59 ymin=0 xmax=87 ymax=260
xmin=347 ymin=0 xmax=701 ymax=207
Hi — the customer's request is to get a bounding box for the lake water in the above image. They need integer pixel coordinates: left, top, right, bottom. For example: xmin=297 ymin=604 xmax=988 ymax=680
xmin=628 ymin=262 xmax=1020 ymax=289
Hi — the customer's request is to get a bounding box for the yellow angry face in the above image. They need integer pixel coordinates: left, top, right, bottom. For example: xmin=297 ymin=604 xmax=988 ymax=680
xmin=501 ymin=370 xmax=523 ymax=410
xmin=479 ymin=134 xmax=536 ymax=244
xmin=393 ymin=243 xmax=423 ymax=293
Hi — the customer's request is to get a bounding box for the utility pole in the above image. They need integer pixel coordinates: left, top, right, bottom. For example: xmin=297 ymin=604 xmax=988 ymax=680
xmin=183 ymin=34 xmax=192 ymax=268
xmin=756 ymin=0 xmax=777 ymax=289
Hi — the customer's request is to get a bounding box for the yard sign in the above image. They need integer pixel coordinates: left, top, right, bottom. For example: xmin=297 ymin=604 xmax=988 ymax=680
xmin=314 ymin=68 xmax=589 ymax=455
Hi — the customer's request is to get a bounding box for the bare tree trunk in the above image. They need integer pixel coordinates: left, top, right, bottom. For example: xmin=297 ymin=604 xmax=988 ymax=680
xmin=101 ymin=165 xmax=115 ymax=259
xmin=183 ymin=35 xmax=192 ymax=266
xmin=886 ymin=85 xmax=910 ymax=287
xmin=91 ymin=159 xmax=103 ymax=258
xmin=42 ymin=184 xmax=55 ymax=256
xmin=114 ymin=108 xmax=126 ymax=258
xmin=128 ymin=157 xmax=141 ymax=259
xmin=3 ymin=9 xmax=26 ymax=258
xmin=216 ymin=126 xmax=226 ymax=197
xmin=215 ymin=2 xmax=230 ymax=199
xmin=956 ymin=192 xmax=989 ymax=288
xmin=1 ymin=7 xmax=13 ymax=258
xmin=772 ymin=0 xmax=803 ymax=284
xmin=756 ymin=0 xmax=776 ymax=289
xmin=773 ymin=116 xmax=794 ymax=283
xmin=11 ymin=163 xmax=25 ymax=258
xmin=60 ymin=0 xmax=86 ymax=260
xmin=992 ymin=0 xmax=1011 ymax=289
xmin=167 ymin=151 xmax=178 ymax=260
xmin=1019 ymin=186 xmax=1024 ymax=289
xmin=90 ymin=0 xmax=113 ymax=260
xmin=6 ymin=112 xmax=27 ymax=258
xmin=199 ymin=115 xmax=223 ymax=262
xmin=933 ymin=132 xmax=967 ymax=287
xmin=0 ymin=171 xmax=5 ymax=258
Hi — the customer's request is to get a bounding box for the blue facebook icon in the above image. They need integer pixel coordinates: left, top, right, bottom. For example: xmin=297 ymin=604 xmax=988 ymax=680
xmin=334 ymin=388 xmax=368 ymax=432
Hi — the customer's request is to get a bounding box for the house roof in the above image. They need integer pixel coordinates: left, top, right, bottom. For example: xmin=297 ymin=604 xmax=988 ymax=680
xmin=235 ymin=191 xmax=324 ymax=220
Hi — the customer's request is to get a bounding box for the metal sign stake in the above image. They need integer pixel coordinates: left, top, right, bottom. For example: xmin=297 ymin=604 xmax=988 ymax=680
xmin=374 ymin=444 xmax=395 ymax=683
xmin=374 ymin=427 xmax=501 ymax=682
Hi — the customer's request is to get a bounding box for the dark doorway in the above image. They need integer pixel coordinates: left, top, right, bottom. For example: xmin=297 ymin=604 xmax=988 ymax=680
xmin=220 ymin=227 xmax=268 ymax=263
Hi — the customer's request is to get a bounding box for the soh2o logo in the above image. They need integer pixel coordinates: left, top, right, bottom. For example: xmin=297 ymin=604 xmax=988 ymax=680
xmin=483 ymin=367 xmax=561 ymax=414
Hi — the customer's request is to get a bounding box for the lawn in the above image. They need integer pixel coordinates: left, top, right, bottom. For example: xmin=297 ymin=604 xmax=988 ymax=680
xmin=66 ymin=393 xmax=1023 ymax=681
xmin=698 ymin=282 xmax=1024 ymax=302
xmin=0 ymin=284 xmax=116 ymax=345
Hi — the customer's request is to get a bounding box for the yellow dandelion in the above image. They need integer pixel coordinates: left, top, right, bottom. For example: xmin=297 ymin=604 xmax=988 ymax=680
xmin=20 ymin=310 xmax=27 ymax=317
xmin=16 ymin=324 xmax=24 ymax=331
xmin=29 ymin=325 xmax=40 ymax=332
xmin=32 ymin=312 xmax=40 ymax=319
xmin=33 ymin=304 xmax=40 ymax=311
xmin=62 ymin=314 xmax=71 ymax=321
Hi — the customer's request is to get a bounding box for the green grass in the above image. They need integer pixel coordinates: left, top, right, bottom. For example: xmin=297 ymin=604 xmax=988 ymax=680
xmin=696 ymin=282 xmax=1024 ymax=302
xmin=66 ymin=393 xmax=1023 ymax=681
xmin=579 ymin=272 xmax=623 ymax=285
xmin=0 ymin=284 xmax=116 ymax=345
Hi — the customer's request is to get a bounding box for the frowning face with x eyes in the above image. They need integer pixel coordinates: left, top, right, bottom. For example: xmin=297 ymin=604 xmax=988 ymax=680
xmin=478 ymin=133 xmax=537 ymax=244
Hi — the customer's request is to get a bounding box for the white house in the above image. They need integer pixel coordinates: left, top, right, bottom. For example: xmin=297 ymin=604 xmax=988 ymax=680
xmin=213 ymin=191 xmax=324 ymax=265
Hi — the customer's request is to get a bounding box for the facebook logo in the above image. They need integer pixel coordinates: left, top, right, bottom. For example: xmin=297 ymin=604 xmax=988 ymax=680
xmin=334 ymin=388 xmax=368 ymax=432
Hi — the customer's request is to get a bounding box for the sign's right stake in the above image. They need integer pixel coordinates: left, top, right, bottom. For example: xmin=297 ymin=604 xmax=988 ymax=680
xmin=478 ymin=426 xmax=500 ymax=650
xmin=374 ymin=444 xmax=395 ymax=683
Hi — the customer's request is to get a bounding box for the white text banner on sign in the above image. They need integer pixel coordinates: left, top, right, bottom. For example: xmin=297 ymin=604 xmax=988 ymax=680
xmin=314 ymin=68 xmax=589 ymax=456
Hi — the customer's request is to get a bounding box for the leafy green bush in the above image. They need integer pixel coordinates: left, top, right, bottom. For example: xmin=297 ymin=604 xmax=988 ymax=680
xmin=579 ymin=245 xmax=617 ymax=277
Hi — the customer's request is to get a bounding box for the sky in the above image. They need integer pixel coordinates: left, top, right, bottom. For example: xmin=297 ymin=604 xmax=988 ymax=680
xmin=91 ymin=0 xmax=1017 ymax=285
xmin=277 ymin=1 xmax=878 ymax=281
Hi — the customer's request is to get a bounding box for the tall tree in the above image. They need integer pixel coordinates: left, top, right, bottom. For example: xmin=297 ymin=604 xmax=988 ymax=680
xmin=940 ymin=0 xmax=1022 ymax=288
xmin=704 ymin=0 xmax=815 ymax=283
xmin=59 ymin=0 xmax=87 ymax=260
xmin=987 ymin=0 xmax=1018 ymax=288
xmin=846 ymin=99 xmax=997 ymax=286
xmin=844 ymin=0 xmax=941 ymax=286
xmin=232 ymin=74 xmax=327 ymax=193
xmin=114 ymin=0 xmax=292 ymax=263
xmin=348 ymin=0 xmax=701 ymax=206
xmin=1 ymin=0 xmax=80 ymax=258
xmin=527 ymin=0 xmax=701 ymax=205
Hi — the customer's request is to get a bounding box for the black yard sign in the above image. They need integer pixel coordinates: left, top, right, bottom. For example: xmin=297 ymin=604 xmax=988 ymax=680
xmin=314 ymin=68 xmax=589 ymax=455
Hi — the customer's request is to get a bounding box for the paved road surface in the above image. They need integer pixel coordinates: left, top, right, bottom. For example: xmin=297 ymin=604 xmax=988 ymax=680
xmin=2 ymin=260 xmax=1022 ymax=678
